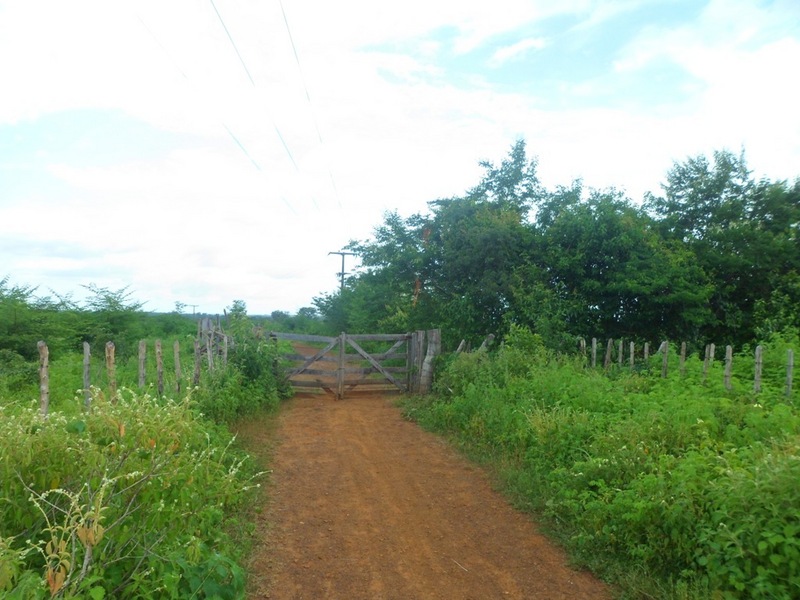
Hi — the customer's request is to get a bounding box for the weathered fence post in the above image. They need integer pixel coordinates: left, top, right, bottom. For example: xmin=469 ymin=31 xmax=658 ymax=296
xmin=579 ymin=337 xmax=586 ymax=357
xmin=138 ymin=340 xmax=146 ymax=389
xmin=156 ymin=339 xmax=164 ymax=397
xmin=419 ymin=329 xmax=441 ymax=394
xmin=413 ymin=329 xmax=425 ymax=393
xmin=193 ymin=339 xmax=201 ymax=386
xmin=222 ymin=335 xmax=228 ymax=367
xmin=604 ymin=338 xmax=613 ymax=370
xmin=661 ymin=341 xmax=669 ymax=378
xmin=644 ymin=342 xmax=650 ymax=363
xmin=38 ymin=341 xmax=49 ymax=417
xmin=629 ymin=341 xmax=635 ymax=368
xmin=83 ymin=342 xmax=91 ymax=409
xmin=591 ymin=338 xmax=597 ymax=368
xmin=105 ymin=342 xmax=117 ymax=401
xmin=724 ymin=346 xmax=733 ymax=391
xmin=174 ymin=340 xmax=182 ymax=395
xmin=206 ymin=332 xmax=214 ymax=371
xmin=703 ymin=345 xmax=710 ymax=384
xmin=617 ymin=339 xmax=623 ymax=367
xmin=754 ymin=345 xmax=763 ymax=393
xmin=787 ymin=349 xmax=794 ymax=398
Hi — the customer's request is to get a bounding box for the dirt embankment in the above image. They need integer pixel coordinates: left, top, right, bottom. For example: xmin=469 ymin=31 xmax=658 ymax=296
xmin=234 ymin=393 xmax=613 ymax=600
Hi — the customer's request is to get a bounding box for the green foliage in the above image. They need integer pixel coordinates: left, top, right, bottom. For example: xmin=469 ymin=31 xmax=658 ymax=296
xmin=0 ymin=389 xmax=258 ymax=598
xmin=312 ymin=144 xmax=799 ymax=355
xmin=404 ymin=329 xmax=800 ymax=599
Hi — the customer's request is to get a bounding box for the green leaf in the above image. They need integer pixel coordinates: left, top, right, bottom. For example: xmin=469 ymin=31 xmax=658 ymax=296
xmin=89 ymin=586 xmax=105 ymax=600
xmin=66 ymin=420 xmax=86 ymax=434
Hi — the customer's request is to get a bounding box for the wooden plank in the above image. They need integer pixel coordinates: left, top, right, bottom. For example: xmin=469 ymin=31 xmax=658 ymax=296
xmin=287 ymin=338 xmax=339 ymax=377
xmin=337 ymin=332 xmax=345 ymax=399
xmin=290 ymin=368 xmax=338 ymax=378
xmin=270 ymin=331 xmax=337 ymax=343
xmin=347 ymin=334 xmax=411 ymax=342
xmin=284 ymin=353 xmax=338 ymax=363
xmin=346 ymin=336 xmax=405 ymax=391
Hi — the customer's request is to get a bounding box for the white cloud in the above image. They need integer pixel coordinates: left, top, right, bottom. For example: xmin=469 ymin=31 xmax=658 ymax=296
xmin=489 ymin=37 xmax=547 ymax=67
xmin=1 ymin=0 xmax=799 ymax=315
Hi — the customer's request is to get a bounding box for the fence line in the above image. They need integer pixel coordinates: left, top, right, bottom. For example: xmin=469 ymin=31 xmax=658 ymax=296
xmin=581 ymin=337 xmax=794 ymax=399
xmin=33 ymin=332 xmax=230 ymax=417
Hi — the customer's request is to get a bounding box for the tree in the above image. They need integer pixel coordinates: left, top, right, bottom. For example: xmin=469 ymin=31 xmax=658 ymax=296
xmin=647 ymin=151 xmax=800 ymax=344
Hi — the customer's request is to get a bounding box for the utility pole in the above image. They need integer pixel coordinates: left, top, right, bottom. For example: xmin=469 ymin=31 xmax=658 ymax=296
xmin=328 ymin=251 xmax=356 ymax=293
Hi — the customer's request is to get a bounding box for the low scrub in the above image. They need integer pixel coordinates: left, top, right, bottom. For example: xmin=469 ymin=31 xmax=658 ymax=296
xmin=404 ymin=327 xmax=800 ymax=599
xmin=0 ymin=388 xmax=262 ymax=599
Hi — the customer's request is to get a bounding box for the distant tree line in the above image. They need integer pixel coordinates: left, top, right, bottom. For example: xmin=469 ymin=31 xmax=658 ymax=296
xmin=313 ymin=140 xmax=800 ymax=351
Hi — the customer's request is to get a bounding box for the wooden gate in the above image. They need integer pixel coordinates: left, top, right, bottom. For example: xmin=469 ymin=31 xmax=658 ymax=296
xmin=269 ymin=331 xmax=436 ymax=399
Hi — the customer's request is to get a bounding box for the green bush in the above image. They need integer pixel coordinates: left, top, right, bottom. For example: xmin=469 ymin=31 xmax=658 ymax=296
xmin=0 ymin=389 xmax=259 ymax=598
xmin=404 ymin=328 xmax=800 ymax=599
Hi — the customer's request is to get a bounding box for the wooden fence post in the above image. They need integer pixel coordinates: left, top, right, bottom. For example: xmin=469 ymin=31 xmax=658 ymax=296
xmin=156 ymin=339 xmax=164 ymax=397
xmin=579 ymin=338 xmax=586 ymax=357
xmin=174 ymin=340 xmax=182 ymax=395
xmin=604 ymin=338 xmax=613 ymax=370
xmin=724 ymin=346 xmax=733 ymax=390
xmin=206 ymin=332 xmax=214 ymax=371
xmin=644 ymin=342 xmax=650 ymax=363
xmin=419 ymin=329 xmax=441 ymax=394
xmin=413 ymin=330 xmax=426 ymax=393
xmin=138 ymin=340 xmax=146 ymax=389
xmin=38 ymin=341 xmax=49 ymax=417
xmin=703 ymin=345 xmax=710 ymax=384
xmin=617 ymin=339 xmax=623 ymax=367
xmin=787 ymin=349 xmax=794 ymax=398
xmin=193 ymin=339 xmax=201 ymax=386
xmin=83 ymin=342 xmax=91 ymax=409
xmin=105 ymin=342 xmax=117 ymax=401
xmin=754 ymin=345 xmax=763 ymax=393
xmin=629 ymin=342 xmax=635 ymax=368
xmin=661 ymin=341 xmax=669 ymax=378
xmin=591 ymin=338 xmax=597 ymax=368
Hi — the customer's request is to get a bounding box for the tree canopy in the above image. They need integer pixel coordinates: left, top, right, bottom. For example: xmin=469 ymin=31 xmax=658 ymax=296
xmin=315 ymin=141 xmax=800 ymax=350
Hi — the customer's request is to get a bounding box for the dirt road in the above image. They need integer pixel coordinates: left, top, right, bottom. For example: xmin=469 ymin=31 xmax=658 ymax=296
xmin=234 ymin=393 xmax=612 ymax=600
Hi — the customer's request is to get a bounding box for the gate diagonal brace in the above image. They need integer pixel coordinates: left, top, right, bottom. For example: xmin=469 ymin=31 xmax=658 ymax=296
xmin=345 ymin=338 xmax=405 ymax=391
xmin=288 ymin=338 xmax=339 ymax=378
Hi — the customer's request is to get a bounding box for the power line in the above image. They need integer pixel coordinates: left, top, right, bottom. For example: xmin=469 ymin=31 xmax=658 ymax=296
xmin=135 ymin=13 xmax=297 ymax=215
xmin=208 ymin=0 xmax=310 ymax=206
xmin=223 ymin=123 xmax=261 ymax=170
xmin=209 ymin=0 xmax=256 ymax=86
xmin=278 ymin=0 xmax=341 ymax=206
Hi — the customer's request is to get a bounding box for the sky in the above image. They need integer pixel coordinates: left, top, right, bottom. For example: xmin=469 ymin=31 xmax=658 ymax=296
xmin=1 ymin=0 xmax=799 ymax=315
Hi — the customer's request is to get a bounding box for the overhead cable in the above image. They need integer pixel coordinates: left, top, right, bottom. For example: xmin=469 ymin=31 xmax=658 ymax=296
xmin=278 ymin=0 xmax=341 ymax=206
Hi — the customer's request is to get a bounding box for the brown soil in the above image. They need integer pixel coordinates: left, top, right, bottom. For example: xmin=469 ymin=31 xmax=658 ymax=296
xmin=234 ymin=392 xmax=613 ymax=600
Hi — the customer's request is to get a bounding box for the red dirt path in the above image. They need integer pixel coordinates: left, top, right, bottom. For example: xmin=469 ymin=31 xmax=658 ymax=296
xmin=234 ymin=392 xmax=613 ymax=600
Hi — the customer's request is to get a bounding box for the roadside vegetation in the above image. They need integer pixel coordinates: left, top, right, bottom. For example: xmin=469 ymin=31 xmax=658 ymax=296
xmin=404 ymin=326 xmax=800 ymax=599
xmin=0 ymin=284 xmax=289 ymax=598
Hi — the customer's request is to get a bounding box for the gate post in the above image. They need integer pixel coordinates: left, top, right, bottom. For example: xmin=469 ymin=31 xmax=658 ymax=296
xmin=419 ymin=329 xmax=441 ymax=394
xmin=337 ymin=332 xmax=346 ymax=399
